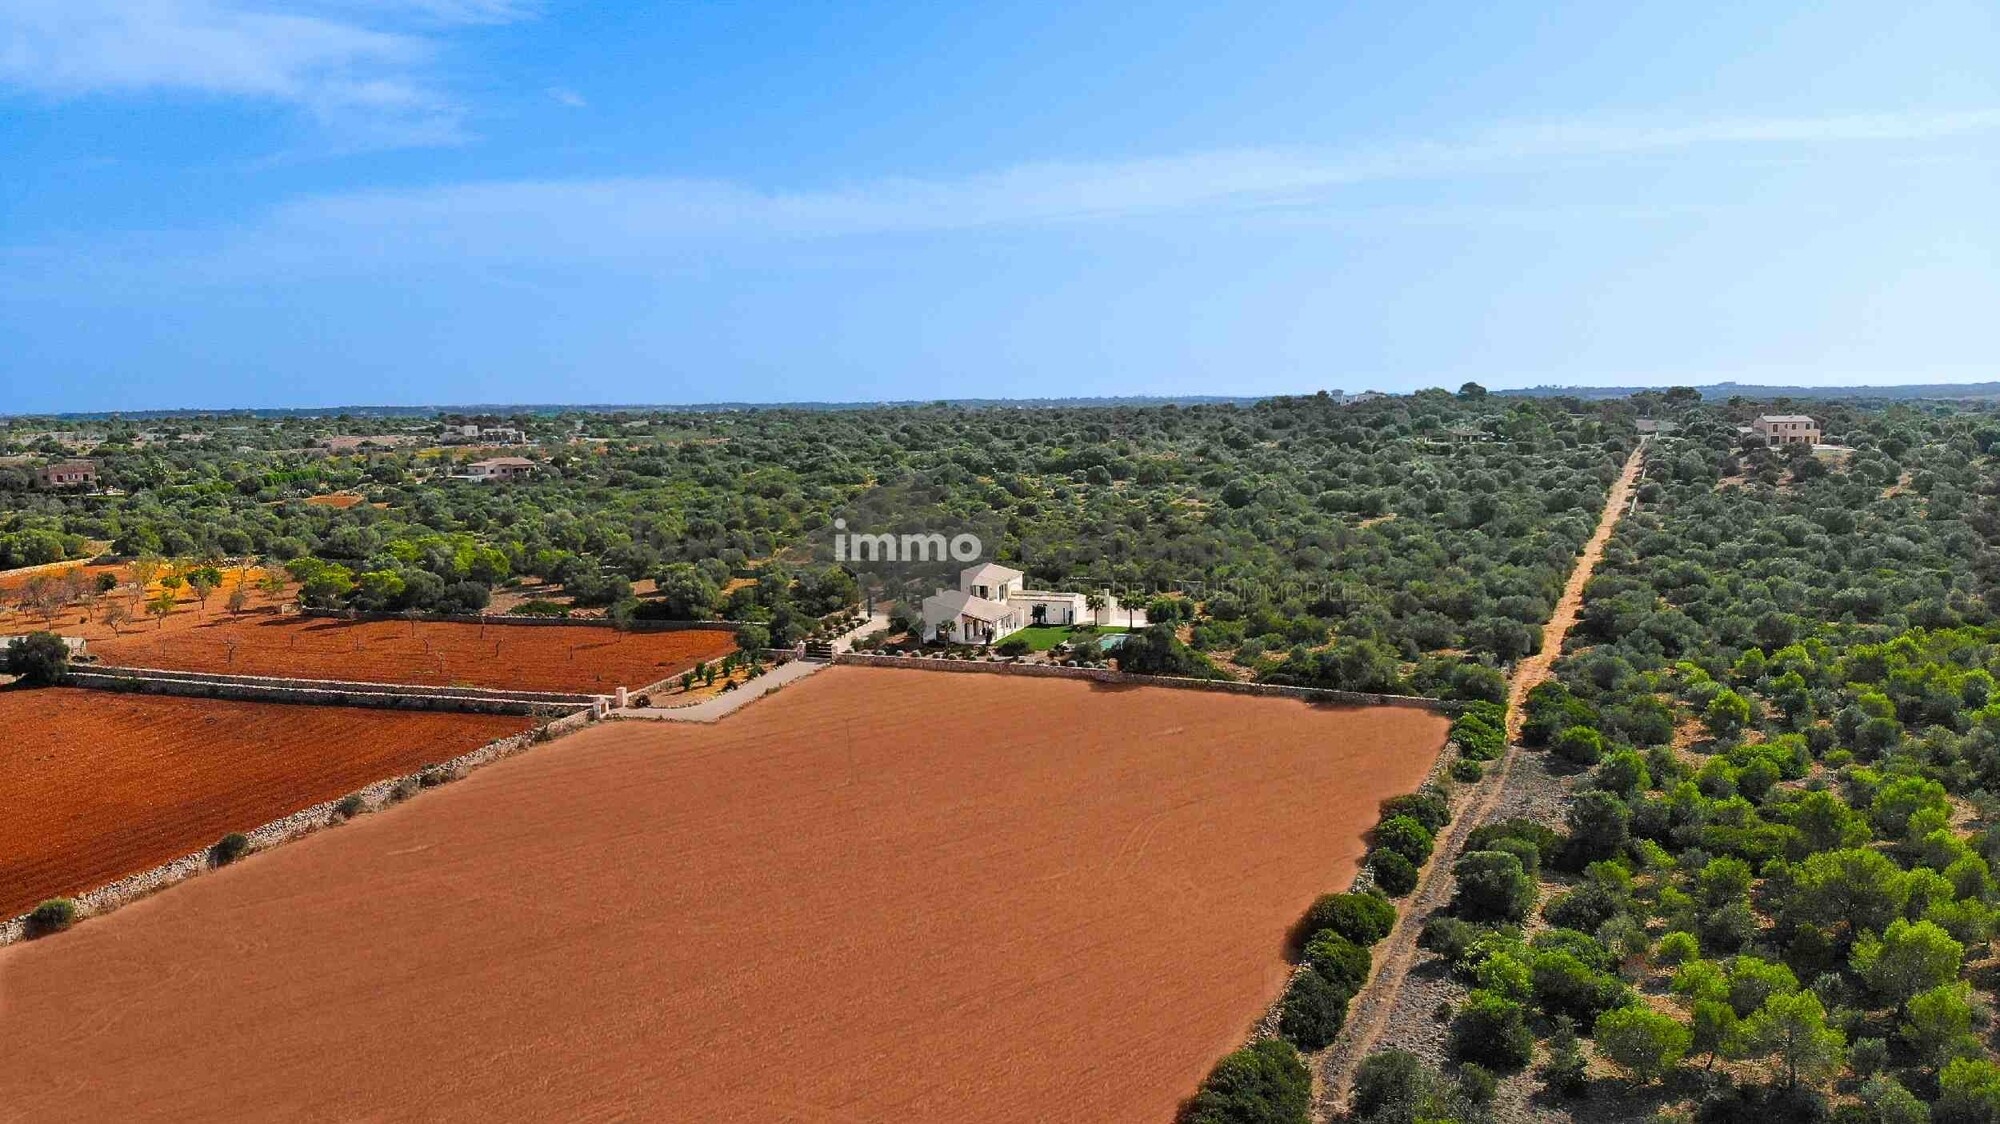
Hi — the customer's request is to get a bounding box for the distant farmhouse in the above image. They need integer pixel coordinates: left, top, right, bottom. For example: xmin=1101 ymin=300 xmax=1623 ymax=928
xmin=441 ymin=424 xmax=526 ymax=445
xmin=35 ymin=459 xmax=98 ymax=489
xmin=462 ymin=456 xmax=536 ymax=483
xmin=1751 ymin=414 xmax=1821 ymax=446
xmin=920 ymin=563 xmax=1147 ymax=645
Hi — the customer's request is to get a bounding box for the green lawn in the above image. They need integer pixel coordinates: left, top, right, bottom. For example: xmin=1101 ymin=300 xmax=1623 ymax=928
xmin=1007 ymin=624 xmax=1129 ymax=652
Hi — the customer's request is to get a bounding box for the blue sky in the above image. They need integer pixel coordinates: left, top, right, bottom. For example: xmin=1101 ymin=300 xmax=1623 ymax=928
xmin=2 ymin=1 xmax=1997 ymax=412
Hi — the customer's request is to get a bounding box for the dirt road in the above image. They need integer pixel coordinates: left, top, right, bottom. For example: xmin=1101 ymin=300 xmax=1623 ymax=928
xmin=1314 ymin=441 xmax=1647 ymax=1114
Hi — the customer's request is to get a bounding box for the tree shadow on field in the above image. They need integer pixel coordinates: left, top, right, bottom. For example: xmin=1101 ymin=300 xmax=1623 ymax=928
xmin=290 ymin=620 xmax=357 ymax=634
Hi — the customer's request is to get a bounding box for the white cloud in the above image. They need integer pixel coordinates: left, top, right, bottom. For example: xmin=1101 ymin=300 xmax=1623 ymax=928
xmin=253 ymin=108 xmax=2000 ymax=255
xmin=545 ymin=85 xmax=583 ymax=108
xmin=0 ymin=0 xmax=538 ymax=145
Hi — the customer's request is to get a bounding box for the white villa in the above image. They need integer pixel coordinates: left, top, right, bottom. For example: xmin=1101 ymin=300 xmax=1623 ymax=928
xmin=919 ymin=563 xmax=1147 ymax=644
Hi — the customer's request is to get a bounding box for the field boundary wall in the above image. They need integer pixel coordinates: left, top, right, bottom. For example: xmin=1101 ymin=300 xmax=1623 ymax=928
xmin=299 ymin=607 xmax=729 ymax=632
xmin=0 ymin=708 xmax=598 ymax=945
xmin=833 ymin=652 xmax=1449 ymax=713
xmin=68 ymin=665 xmax=598 ymax=716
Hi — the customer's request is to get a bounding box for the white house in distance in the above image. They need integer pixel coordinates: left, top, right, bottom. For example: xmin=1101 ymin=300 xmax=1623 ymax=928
xmin=920 ymin=563 xmax=1148 ymax=644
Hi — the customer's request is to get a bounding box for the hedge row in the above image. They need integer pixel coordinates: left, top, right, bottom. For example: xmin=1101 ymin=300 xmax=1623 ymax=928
xmin=1182 ymin=778 xmax=1459 ymax=1123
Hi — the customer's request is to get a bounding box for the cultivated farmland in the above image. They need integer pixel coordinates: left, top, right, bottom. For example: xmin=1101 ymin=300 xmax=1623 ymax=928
xmin=0 ymin=688 xmax=532 ymax=918
xmin=0 ymin=666 xmax=1447 ymax=1122
xmin=90 ymin=616 xmax=737 ymax=693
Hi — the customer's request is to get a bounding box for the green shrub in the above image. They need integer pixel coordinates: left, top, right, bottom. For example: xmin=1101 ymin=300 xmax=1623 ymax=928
xmin=1184 ymin=1038 xmax=1311 ymax=1124
xmin=1850 ymin=1036 xmax=1889 ymax=1077
xmin=1373 ymin=815 xmax=1435 ymax=865
xmin=1451 ymin=851 xmax=1536 ymax=922
xmin=26 ymin=898 xmax=76 ymax=937
xmin=1593 ymin=1004 xmax=1691 ymax=1084
xmin=1457 ymin=1062 xmax=1497 ymax=1109
xmin=1380 ymin=790 xmax=1452 ymax=834
xmin=210 ymin=832 xmax=250 ymax=866
xmin=1351 ymin=1050 xmax=1440 ymax=1121
xmin=1450 ymin=758 xmax=1485 ymax=782
xmin=1542 ymin=1015 xmax=1589 ymax=1098
xmin=1369 ymin=849 xmax=1419 ymax=896
xmin=1552 ymin=724 xmax=1605 ymax=766
xmin=1419 ymin=915 xmax=1483 ymax=963
xmin=1450 ymin=989 xmax=1534 ymax=1069
xmin=4 ymin=631 xmax=71 ymax=686
xmin=1532 ymin=927 xmax=1617 ymax=973
xmin=1304 ymin=931 xmax=1372 ymax=993
xmin=1277 ymin=968 xmax=1351 ymax=1051
xmin=1656 ymin=931 xmax=1700 ymax=966
xmin=1451 ymin=710 xmax=1506 ymax=761
xmin=1543 ymin=881 xmax=1626 ymax=933
xmin=1301 ymin=891 xmax=1397 ymax=946
xmin=995 ymin=635 xmax=1030 ymax=657
xmin=333 ymin=793 xmax=366 ymax=819
xmin=1464 ymin=818 xmax=1560 ymax=869
xmin=1522 ymin=681 xmax=1596 ymax=748
xmin=1531 ymin=949 xmax=1632 ymax=1024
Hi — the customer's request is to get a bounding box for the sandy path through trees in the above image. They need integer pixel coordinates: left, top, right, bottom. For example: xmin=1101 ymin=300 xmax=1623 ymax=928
xmin=1313 ymin=441 xmax=1647 ymax=1115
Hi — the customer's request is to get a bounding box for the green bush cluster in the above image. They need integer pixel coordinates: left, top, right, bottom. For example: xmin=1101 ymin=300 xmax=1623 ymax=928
xmin=1183 ymin=1039 xmax=1311 ymax=1124
xmin=1354 ymin=401 xmax=2000 ymax=1116
xmin=1449 ymin=701 xmax=1506 ymax=761
xmin=1365 ymin=788 xmax=1452 ymax=899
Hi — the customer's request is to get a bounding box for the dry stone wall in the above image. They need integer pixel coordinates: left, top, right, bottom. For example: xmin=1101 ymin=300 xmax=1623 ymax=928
xmin=0 ymin=708 xmax=598 ymax=945
xmin=833 ymin=652 xmax=1449 ymax=713
xmin=68 ymin=665 xmax=597 ymax=716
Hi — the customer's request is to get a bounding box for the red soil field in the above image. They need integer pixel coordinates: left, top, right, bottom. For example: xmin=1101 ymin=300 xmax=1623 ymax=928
xmin=90 ymin=616 xmax=737 ymax=693
xmin=0 ymin=688 xmax=530 ymax=918
xmin=0 ymin=564 xmax=276 ymax=638
xmin=303 ymin=493 xmax=365 ymax=508
xmin=0 ymin=668 xmax=1446 ymax=1122
xmin=0 ymin=560 xmax=122 ymax=595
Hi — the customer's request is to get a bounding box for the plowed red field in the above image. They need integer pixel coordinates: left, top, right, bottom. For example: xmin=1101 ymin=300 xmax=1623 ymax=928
xmin=91 ymin=616 xmax=736 ymax=693
xmin=0 ymin=668 xmax=1446 ymax=1122
xmin=0 ymin=688 xmax=530 ymax=918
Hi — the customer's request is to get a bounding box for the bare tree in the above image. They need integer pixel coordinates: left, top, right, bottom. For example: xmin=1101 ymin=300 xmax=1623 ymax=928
xmin=20 ymin=576 xmax=70 ymax=628
xmin=127 ymin=555 xmax=164 ymax=607
xmin=102 ymin=600 xmax=132 ymax=635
